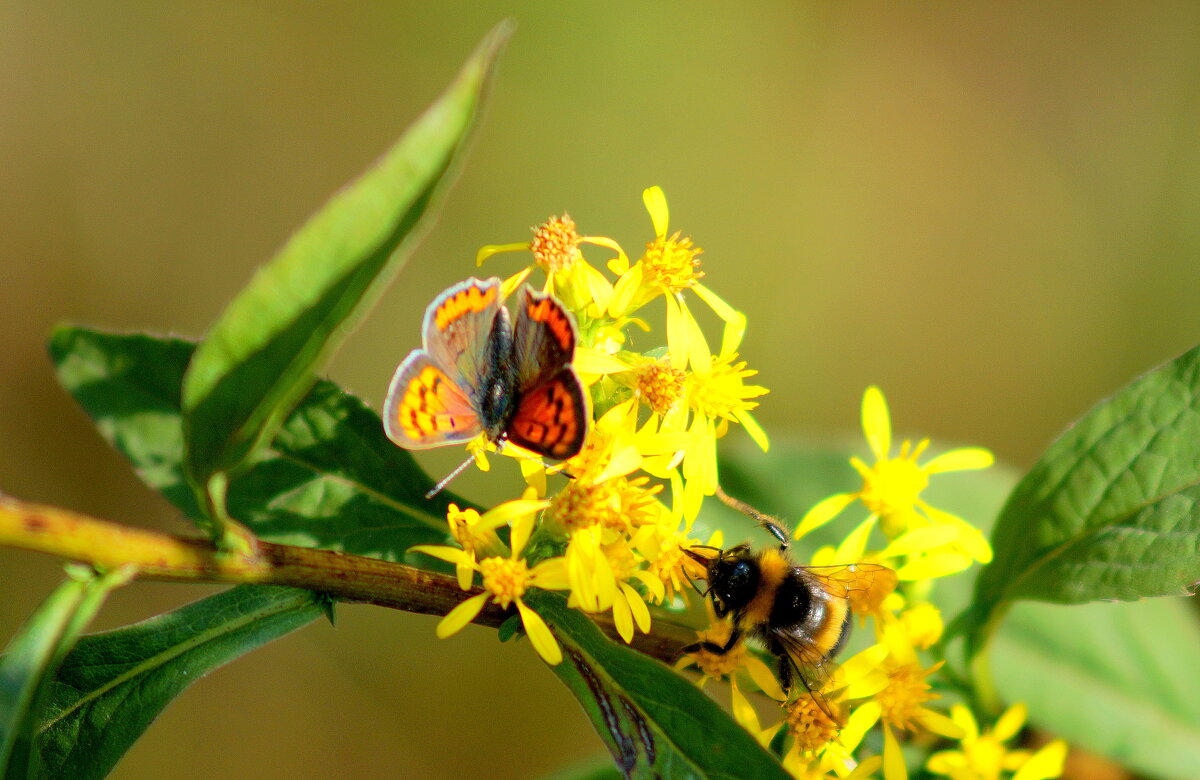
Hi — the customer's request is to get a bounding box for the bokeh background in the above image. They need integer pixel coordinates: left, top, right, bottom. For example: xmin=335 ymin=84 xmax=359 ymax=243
xmin=4 ymin=2 xmax=1200 ymax=777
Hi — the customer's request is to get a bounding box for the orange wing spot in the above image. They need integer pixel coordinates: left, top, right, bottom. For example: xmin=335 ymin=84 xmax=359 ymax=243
xmin=434 ymin=284 xmax=497 ymax=331
xmin=510 ymin=379 xmax=584 ymax=459
xmin=525 ymin=296 xmax=575 ymax=353
xmin=396 ymin=365 xmax=468 ymax=439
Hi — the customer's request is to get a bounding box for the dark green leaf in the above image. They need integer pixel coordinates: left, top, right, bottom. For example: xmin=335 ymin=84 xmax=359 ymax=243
xmin=994 ymin=597 xmax=1200 ymax=779
xmin=35 ymin=586 xmax=322 ymax=780
xmin=969 ymin=345 xmax=1200 ymax=648
xmin=50 ymin=326 xmax=463 ymax=561
xmin=180 ymin=23 xmax=512 ymax=498
xmin=1 ymin=568 xmax=130 ymax=778
xmin=529 ymin=592 xmax=790 ymax=780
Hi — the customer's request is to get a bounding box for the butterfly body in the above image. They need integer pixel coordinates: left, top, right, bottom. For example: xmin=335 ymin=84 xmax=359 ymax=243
xmin=384 ymin=277 xmax=588 ymax=461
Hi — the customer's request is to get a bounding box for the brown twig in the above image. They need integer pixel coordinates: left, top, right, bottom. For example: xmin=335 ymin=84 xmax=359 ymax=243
xmin=0 ymin=495 xmax=698 ymax=663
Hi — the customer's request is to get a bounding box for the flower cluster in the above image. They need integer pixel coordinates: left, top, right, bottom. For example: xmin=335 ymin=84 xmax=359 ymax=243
xmin=415 ymin=187 xmax=768 ymax=658
xmin=679 ymin=387 xmax=1065 ymax=779
xmin=409 ymin=190 xmax=1064 ymax=780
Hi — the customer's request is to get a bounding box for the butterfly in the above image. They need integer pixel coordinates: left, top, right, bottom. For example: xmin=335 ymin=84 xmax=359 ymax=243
xmin=383 ymin=277 xmax=589 ymax=476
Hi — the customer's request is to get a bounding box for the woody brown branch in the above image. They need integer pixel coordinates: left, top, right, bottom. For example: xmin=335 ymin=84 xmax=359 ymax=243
xmin=0 ymin=495 xmax=696 ymax=663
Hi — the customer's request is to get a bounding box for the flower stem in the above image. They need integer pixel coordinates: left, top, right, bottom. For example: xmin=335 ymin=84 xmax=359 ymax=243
xmin=0 ymin=494 xmax=695 ymax=662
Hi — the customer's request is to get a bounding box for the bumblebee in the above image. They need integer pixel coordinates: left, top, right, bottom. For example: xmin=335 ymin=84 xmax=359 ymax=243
xmin=682 ymin=488 xmax=896 ymax=705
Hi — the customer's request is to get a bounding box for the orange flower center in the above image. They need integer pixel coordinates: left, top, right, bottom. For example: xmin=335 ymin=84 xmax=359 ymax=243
xmin=479 ymin=557 xmax=529 ymax=609
xmin=689 ymin=622 xmax=745 ymax=679
xmin=785 ymin=695 xmax=842 ymax=754
xmin=635 ymin=358 xmax=686 ymax=415
xmin=529 ymin=214 xmax=582 ymax=272
xmin=640 ymin=232 xmax=703 ymax=291
xmin=878 ymin=663 xmax=937 ymax=731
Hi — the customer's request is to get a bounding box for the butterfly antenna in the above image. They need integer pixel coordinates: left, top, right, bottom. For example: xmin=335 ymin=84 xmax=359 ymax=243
xmin=425 ymin=453 xmax=477 ymax=499
xmin=714 ymin=484 xmax=790 ymax=551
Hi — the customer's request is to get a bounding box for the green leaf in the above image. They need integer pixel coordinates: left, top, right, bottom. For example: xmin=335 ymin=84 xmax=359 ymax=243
xmin=180 ymin=22 xmax=512 ymax=508
xmin=969 ymin=344 xmax=1200 ymax=646
xmin=994 ymin=597 xmax=1200 ymax=779
xmin=529 ymin=592 xmax=790 ymax=780
xmin=49 ymin=326 xmax=459 ymax=562
xmin=34 ymin=586 xmax=323 ymax=780
xmin=1 ymin=567 xmax=131 ymax=778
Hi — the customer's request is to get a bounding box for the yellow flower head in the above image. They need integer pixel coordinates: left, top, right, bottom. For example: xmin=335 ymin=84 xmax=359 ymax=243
xmin=794 ymin=386 xmax=994 ymax=579
xmin=927 ymin=703 xmax=1068 ymax=780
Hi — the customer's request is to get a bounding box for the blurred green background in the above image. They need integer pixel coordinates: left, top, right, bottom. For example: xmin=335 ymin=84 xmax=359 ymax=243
xmin=4 ymin=2 xmax=1200 ymax=777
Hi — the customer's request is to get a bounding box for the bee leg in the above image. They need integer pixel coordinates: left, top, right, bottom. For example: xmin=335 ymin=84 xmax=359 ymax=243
xmin=680 ymin=627 xmax=743 ymax=657
xmin=776 ymin=656 xmax=793 ymax=695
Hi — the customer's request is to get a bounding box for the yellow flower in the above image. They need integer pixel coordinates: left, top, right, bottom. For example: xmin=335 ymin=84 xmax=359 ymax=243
xmin=794 ymin=386 xmax=993 ymax=572
xmin=440 ymin=501 xmax=533 ymax=589
xmin=411 ymin=500 xmax=569 ymax=665
xmin=927 ymin=703 xmax=1068 ymax=780
xmin=608 ymin=187 xmax=747 ymax=360
xmin=476 ymin=213 xmax=626 ymax=329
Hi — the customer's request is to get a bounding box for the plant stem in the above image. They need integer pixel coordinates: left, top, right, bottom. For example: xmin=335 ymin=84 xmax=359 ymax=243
xmin=0 ymin=495 xmax=695 ymax=663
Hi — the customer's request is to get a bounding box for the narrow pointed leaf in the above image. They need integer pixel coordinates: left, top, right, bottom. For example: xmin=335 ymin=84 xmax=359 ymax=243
xmin=49 ymin=326 xmax=459 ymax=563
xmin=34 ymin=586 xmax=323 ymax=780
xmin=180 ymin=23 xmax=512 ymax=501
xmin=969 ymin=344 xmax=1200 ymax=647
xmin=1 ymin=569 xmax=129 ymax=777
xmin=528 ymin=592 xmax=789 ymax=780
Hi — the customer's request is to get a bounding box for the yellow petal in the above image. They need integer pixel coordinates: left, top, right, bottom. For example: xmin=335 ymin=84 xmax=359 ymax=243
xmin=881 ymin=524 xmax=961 ymax=558
xmin=664 ymin=292 xmax=688 ymax=371
xmin=995 ymin=701 xmax=1028 ymax=741
xmin=883 ymin=723 xmax=908 ymax=780
xmin=921 ymin=503 xmax=994 ymax=563
xmin=482 ymin=499 xmax=550 ymax=531
xmin=835 ymin=513 xmax=879 ymax=561
xmin=455 ymin=561 xmax=474 ymax=591
xmin=510 ymin=512 xmax=535 ymax=558
xmin=620 ymin=582 xmax=652 ymax=634
xmin=925 ymin=750 xmax=967 ymax=774
xmin=949 ymin=703 xmax=979 ymax=741
xmin=918 ymin=707 xmax=966 ymax=739
xmin=530 ymin=556 xmax=570 ymax=590
xmin=581 ymin=235 xmax=627 ymax=268
xmin=923 ymin=447 xmax=994 ymax=474
xmin=573 ymin=346 xmax=633 ymax=375
xmin=1012 ymin=739 xmax=1068 ymax=780
xmin=837 ymin=643 xmax=889 ymax=685
xmin=610 ymin=590 xmax=634 ymax=643
xmin=476 ymin=242 xmax=529 ymax=267
xmin=608 ymin=260 xmax=643 ymax=316
xmin=680 ymin=300 xmax=712 ymax=374
xmin=896 ymin=552 xmax=973 ymax=581
xmin=642 ymin=186 xmax=669 ymax=237
xmin=500 ymin=266 xmax=533 ymax=298
xmin=841 ymin=700 xmax=881 ymax=753
xmin=436 ymin=592 xmax=489 ymax=638
xmin=845 ymin=755 xmax=883 ymax=780
xmin=743 ymin=654 xmax=785 ymax=701
xmin=692 ymin=283 xmax=746 ymax=358
xmin=728 ymin=677 xmax=762 ymax=732
xmin=516 ymin=599 xmax=562 ymax=665
xmin=733 ymin=408 xmax=769 ymax=453
xmin=411 ymin=545 xmax=474 ymax=567
xmin=794 ymin=492 xmax=856 ymax=540
xmin=862 ymin=385 xmax=892 ymax=460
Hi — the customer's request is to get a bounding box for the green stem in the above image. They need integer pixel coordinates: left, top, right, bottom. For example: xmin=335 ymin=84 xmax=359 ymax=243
xmin=0 ymin=494 xmax=695 ymax=664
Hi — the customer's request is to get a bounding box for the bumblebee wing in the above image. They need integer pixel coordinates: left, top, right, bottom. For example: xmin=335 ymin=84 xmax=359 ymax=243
xmin=800 ymin=563 xmax=898 ymax=616
xmin=768 ymin=626 xmax=842 ymax=720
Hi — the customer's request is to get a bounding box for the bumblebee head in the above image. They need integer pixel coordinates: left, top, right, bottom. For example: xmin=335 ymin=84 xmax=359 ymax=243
xmin=683 ymin=544 xmax=760 ymax=618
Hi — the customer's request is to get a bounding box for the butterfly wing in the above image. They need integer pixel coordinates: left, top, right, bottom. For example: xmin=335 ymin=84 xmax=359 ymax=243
xmin=506 ymin=288 xmax=588 ymax=459
xmin=507 ymin=368 xmax=589 ymax=459
xmin=511 ymin=287 xmax=577 ymax=389
xmin=421 ymin=277 xmax=507 ymax=392
xmin=383 ymin=351 xmax=482 ymax=449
